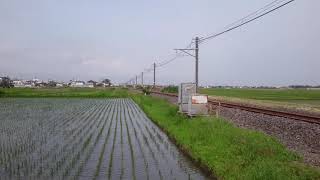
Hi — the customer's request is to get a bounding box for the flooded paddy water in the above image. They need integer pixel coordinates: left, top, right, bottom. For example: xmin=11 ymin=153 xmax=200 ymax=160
xmin=0 ymin=98 xmax=211 ymax=180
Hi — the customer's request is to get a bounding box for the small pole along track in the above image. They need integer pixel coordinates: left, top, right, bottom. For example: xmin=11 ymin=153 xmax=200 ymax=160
xmin=150 ymin=91 xmax=320 ymax=125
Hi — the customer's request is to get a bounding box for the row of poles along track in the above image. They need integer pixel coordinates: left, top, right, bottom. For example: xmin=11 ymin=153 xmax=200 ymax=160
xmin=126 ymin=0 xmax=295 ymax=93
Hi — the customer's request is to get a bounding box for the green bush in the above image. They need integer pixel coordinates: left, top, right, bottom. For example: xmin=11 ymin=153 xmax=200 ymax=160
xmin=142 ymin=86 xmax=151 ymax=95
xmin=161 ymin=85 xmax=178 ymax=93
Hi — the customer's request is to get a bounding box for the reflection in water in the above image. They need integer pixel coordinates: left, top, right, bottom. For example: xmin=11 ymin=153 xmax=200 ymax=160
xmin=0 ymin=98 xmax=212 ymax=180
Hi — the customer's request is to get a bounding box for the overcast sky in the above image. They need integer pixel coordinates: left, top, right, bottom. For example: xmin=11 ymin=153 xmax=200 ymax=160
xmin=0 ymin=0 xmax=319 ymax=86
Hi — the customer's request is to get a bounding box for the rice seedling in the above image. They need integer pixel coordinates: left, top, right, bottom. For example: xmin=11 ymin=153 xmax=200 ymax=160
xmin=1 ymin=97 xmax=213 ymax=179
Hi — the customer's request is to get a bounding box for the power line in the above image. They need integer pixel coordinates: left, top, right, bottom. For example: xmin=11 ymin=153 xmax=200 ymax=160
xmin=223 ymin=0 xmax=285 ymax=31
xmin=156 ymin=39 xmax=194 ymax=68
xmin=199 ymin=0 xmax=295 ymax=43
xmin=127 ymin=0 xmax=296 ymax=85
xmin=128 ymin=39 xmax=194 ymax=85
xmin=156 ymin=54 xmax=180 ymax=67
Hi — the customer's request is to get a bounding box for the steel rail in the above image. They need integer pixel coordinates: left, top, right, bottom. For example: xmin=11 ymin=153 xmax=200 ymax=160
xmin=150 ymin=91 xmax=320 ymax=125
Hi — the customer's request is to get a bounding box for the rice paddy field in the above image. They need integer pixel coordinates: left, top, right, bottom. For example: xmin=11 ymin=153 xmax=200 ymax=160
xmin=1 ymin=88 xmax=319 ymax=179
xmin=200 ymin=88 xmax=320 ymax=111
xmin=0 ymin=98 xmax=209 ymax=180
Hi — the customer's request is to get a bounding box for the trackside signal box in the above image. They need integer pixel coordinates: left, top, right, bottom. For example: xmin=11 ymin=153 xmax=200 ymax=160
xmin=178 ymin=83 xmax=196 ymax=113
xmin=178 ymin=83 xmax=208 ymax=116
xmin=188 ymin=94 xmax=208 ymax=116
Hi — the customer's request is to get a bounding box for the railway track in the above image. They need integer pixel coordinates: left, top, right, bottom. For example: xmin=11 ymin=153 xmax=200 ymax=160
xmin=150 ymin=91 xmax=320 ymax=125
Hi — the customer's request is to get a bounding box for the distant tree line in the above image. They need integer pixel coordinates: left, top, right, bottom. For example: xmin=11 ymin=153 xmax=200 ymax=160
xmin=0 ymin=77 xmax=13 ymax=88
xmin=289 ymin=85 xmax=320 ymax=89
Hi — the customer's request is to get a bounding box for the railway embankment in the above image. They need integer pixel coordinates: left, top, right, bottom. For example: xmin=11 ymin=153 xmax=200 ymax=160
xmin=151 ymin=91 xmax=320 ymax=167
xmin=133 ymin=94 xmax=320 ymax=179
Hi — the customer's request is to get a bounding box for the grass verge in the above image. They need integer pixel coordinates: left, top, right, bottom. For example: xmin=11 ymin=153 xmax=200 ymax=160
xmin=132 ymin=94 xmax=320 ymax=179
xmin=161 ymin=85 xmax=178 ymax=93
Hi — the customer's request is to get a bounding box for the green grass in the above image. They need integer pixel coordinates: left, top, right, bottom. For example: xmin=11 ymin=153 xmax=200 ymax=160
xmin=0 ymin=88 xmax=129 ymax=98
xmin=2 ymin=87 xmax=319 ymax=179
xmin=161 ymin=86 xmax=178 ymax=93
xmin=200 ymin=88 xmax=320 ymax=105
xmin=132 ymin=94 xmax=320 ymax=179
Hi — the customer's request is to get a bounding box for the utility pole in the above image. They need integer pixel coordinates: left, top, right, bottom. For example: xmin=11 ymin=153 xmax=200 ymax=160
xmin=195 ymin=37 xmax=199 ymax=92
xmin=135 ymin=75 xmax=138 ymax=85
xmin=174 ymin=36 xmax=200 ymax=92
xmin=141 ymin=72 xmax=144 ymax=86
xmin=153 ymin=62 xmax=156 ymax=87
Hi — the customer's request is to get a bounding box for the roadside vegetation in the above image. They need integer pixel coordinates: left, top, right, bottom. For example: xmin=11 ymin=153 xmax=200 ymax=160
xmin=161 ymin=85 xmax=178 ymax=93
xmin=0 ymin=87 xmax=129 ymax=98
xmin=132 ymin=94 xmax=320 ymax=179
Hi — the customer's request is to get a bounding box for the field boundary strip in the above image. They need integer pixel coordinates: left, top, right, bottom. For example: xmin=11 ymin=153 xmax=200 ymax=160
xmin=150 ymin=91 xmax=320 ymax=125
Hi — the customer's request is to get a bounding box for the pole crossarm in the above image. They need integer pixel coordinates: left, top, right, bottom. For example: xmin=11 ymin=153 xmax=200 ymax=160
xmin=174 ymin=49 xmax=196 ymax=57
xmin=174 ymin=37 xmax=199 ymax=92
xmin=174 ymin=49 xmax=195 ymax=50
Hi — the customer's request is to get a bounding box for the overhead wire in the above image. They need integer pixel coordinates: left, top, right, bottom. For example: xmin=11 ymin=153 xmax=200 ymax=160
xmin=199 ymin=0 xmax=295 ymax=43
xmin=156 ymin=39 xmax=195 ymax=68
xmin=127 ymin=0 xmax=295 ymax=84
xmin=221 ymin=0 xmax=285 ymax=31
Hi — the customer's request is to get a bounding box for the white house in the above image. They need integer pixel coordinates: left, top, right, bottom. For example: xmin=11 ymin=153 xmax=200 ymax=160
xmin=23 ymin=80 xmax=34 ymax=87
xmin=12 ymin=80 xmax=24 ymax=88
xmin=32 ymin=78 xmax=40 ymax=83
xmin=85 ymin=83 xmax=95 ymax=88
xmin=56 ymin=83 xmax=64 ymax=87
xmin=70 ymin=81 xmax=86 ymax=88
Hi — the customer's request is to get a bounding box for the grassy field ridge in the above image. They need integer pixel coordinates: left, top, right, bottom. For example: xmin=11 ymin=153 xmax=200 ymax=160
xmin=0 ymin=88 xmax=129 ymax=98
xmin=132 ymin=94 xmax=320 ymax=179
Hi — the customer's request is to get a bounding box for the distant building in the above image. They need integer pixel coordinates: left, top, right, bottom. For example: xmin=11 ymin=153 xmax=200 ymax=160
xmin=35 ymin=82 xmax=48 ymax=87
xmin=47 ymin=81 xmax=57 ymax=87
xmin=24 ymin=80 xmax=34 ymax=87
xmin=86 ymin=80 xmax=97 ymax=88
xmin=32 ymin=78 xmax=40 ymax=83
xmin=56 ymin=83 xmax=64 ymax=87
xmin=96 ymin=83 xmax=109 ymax=87
xmin=70 ymin=81 xmax=86 ymax=88
xmin=12 ymin=80 xmax=24 ymax=87
xmin=101 ymin=79 xmax=111 ymax=87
